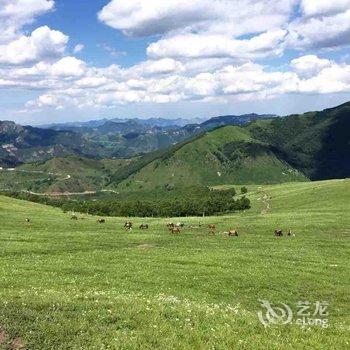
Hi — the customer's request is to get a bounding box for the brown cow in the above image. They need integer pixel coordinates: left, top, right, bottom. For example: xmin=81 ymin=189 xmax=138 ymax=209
xmin=139 ymin=223 xmax=149 ymax=230
xmin=208 ymin=224 xmax=216 ymax=234
xmin=97 ymin=218 xmax=105 ymax=224
xmin=71 ymin=215 xmax=78 ymax=220
xmin=228 ymin=229 xmax=238 ymax=237
xmin=171 ymin=227 xmax=181 ymax=234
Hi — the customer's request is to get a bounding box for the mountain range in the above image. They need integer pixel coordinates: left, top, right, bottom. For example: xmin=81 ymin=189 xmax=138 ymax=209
xmin=100 ymin=101 xmax=350 ymax=190
xmin=0 ymin=113 xmax=277 ymax=165
xmin=0 ymin=102 xmax=349 ymax=193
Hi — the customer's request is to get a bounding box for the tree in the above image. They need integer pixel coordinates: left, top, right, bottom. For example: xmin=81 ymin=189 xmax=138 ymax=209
xmin=241 ymin=186 xmax=248 ymax=194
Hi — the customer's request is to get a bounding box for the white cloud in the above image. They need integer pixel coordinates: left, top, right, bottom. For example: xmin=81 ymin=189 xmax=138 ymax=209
xmin=99 ymin=0 xmax=350 ymax=60
xmin=98 ymin=0 xmax=296 ymax=38
xmin=73 ymin=44 xmax=84 ymax=54
xmin=20 ymin=54 xmax=350 ymax=111
xmin=0 ymin=26 xmax=68 ymax=65
xmin=148 ymin=30 xmax=286 ymax=60
xmin=287 ymin=9 xmax=350 ymax=49
xmin=291 ymin=55 xmax=332 ymax=78
xmin=128 ymin=58 xmax=184 ymax=76
xmin=291 ymin=64 xmax=350 ymax=94
xmin=0 ymin=0 xmax=55 ymax=43
xmin=49 ymin=56 xmax=86 ymax=77
xmin=301 ymin=0 xmax=350 ymax=17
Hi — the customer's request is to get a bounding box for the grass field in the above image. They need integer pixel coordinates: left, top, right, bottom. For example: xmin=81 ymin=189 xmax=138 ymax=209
xmin=0 ymin=179 xmax=349 ymax=349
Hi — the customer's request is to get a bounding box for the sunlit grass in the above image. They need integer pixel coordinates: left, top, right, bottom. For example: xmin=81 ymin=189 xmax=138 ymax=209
xmin=0 ymin=179 xmax=349 ymax=349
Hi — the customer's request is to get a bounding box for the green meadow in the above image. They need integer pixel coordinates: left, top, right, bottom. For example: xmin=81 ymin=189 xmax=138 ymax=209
xmin=0 ymin=179 xmax=349 ymax=349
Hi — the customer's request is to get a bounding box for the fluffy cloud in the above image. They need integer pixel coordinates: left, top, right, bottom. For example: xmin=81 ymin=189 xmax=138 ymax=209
xmin=99 ymin=0 xmax=350 ymax=58
xmin=0 ymin=0 xmax=54 ymax=43
xmin=148 ymin=30 xmax=286 ymax=60
xmin=1 ymin=0 xmax=350 ymax=114
xmin=287 ymin=9 xmax=350 ymax=49
xmin=17 ymin=53 xmax=350 ymax=111
xmin=291 ymin=55 xmax=332 ymax=77
xmin=0 ymin=26 xmax=68 ymax=65
xmin=128 ymin=58 xmax=184 ymax=76
xmin=301 ymin=0 xmax=350 ymax=17
xmin=98 ymin=0 xmax=296 ymax=38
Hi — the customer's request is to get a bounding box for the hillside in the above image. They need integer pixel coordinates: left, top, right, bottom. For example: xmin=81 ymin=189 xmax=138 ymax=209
xmin=248 ymin=101 xmax=350 ymax=180
xmin=111 ymin=101 xmax=349 ymax=190
xmin=115 ymin=126 xmax=307 ymax=191
xmin=0 ymin=156 xmax=131 ymax=193
xmin=0 ymin=179 xmax=348 ymax=348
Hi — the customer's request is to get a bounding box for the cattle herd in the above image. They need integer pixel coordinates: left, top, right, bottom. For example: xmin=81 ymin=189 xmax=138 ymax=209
xmin=25 ymin=216 xmax=295 ymax=237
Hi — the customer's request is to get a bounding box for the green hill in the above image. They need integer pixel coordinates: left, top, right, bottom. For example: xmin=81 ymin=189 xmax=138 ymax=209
xmin=115 ymin=126 xmax=307 ymax=191
xmin=248 ymin=101 xmax=350 ymax=180
xmin=111 ymin=102 xmax=349 ymax=191
xmin=0 ymin=179 xmax=348 ymax=349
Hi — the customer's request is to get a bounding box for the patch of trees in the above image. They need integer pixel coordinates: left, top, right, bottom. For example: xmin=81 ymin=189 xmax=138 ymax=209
xmin=2 ymin=186 xmax=250 ymax=217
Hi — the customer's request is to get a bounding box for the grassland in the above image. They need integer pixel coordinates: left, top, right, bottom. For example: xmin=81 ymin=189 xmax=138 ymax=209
xmin=0 ymin=179 xmax=349 ymax=349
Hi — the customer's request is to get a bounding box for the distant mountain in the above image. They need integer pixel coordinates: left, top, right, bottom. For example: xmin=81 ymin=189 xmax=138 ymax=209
xmin=41 ymin=116 xmax=204 ymax=130
xmin=0 ymin=120 xmax=106 ymax=166
xmin=2 ymin=102 xmax=348 ymax=191
xmin=107 ymin=102 xmax=350 ymax=190
xmin=180 ymin=113 xmax=276 ymax=134
xmin=39 ymin=114 xmax=277 ymax=158
xmin=200 ymin=113 xmax=276 ymax=128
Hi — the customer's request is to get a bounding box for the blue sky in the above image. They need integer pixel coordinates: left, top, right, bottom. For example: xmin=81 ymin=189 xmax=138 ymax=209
xmin=0 ymin=0 xmax=350 ymax=125
xmin=27 ymin=1 xmax=149 ymax=67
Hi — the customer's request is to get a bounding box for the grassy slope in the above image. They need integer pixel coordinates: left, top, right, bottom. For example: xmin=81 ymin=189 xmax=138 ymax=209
xmin=114 ymin=102 xmax=350 ymax=190
xmin=0 ymin=156 xmax=131 ymax=193
xmin=0 ymin=179 xmax=349 ymax=349
xmin=247 ymin=101 xmax=350 ymax=180
xmin=117 ymin=126 xmax=307 ymax=191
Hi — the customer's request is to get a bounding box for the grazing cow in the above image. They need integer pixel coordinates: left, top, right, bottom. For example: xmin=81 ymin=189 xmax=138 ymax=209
xmin=139 ymin=223 xmax=149 ymax=230
xmin=25 ymin=218 xmax=30 ymax=223
xmin=171 ymin=227 xmax=181 ymax=234
xmin=124 ymin=221 xmax=133 ymax=230
xmin=97 ymin=218 xmax=105 ymax=224
xmin=208 ymin=224 xmax=216 ymax=234
xmin=71 ymin=215 xmax=78 ymax=220
xmin=228 ymin=229 xmax=238 ymax=237
xmin=274 ymin=229 xmax=283 ymax=236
